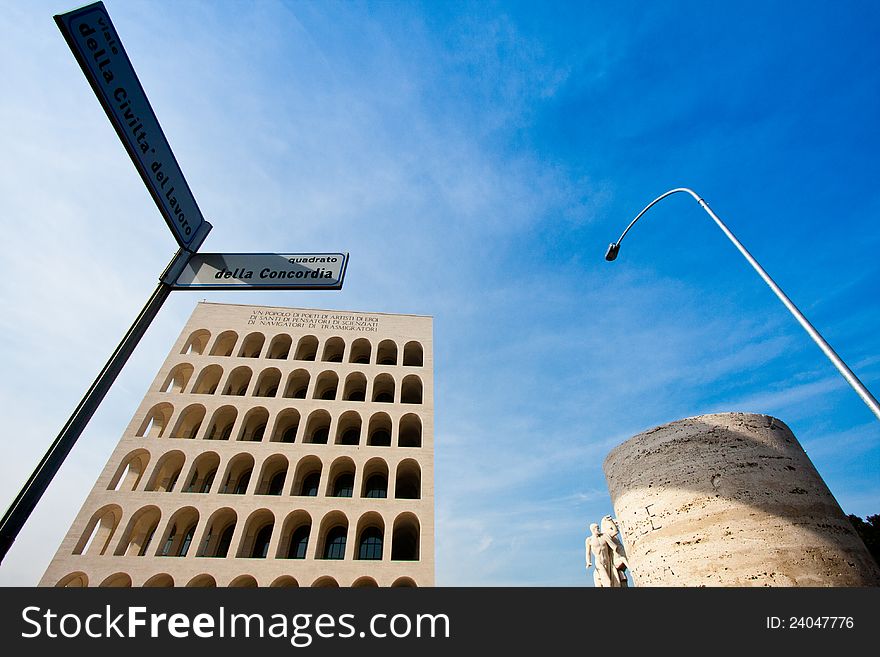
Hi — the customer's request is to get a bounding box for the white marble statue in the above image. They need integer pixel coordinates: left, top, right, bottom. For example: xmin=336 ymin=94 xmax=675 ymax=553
xmin=585 ymin=515 xmax=630 ymax=587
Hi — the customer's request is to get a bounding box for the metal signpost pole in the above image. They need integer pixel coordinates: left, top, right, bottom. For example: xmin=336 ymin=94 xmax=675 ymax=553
xmin=0 ymin=250 xmax=191 ymax=563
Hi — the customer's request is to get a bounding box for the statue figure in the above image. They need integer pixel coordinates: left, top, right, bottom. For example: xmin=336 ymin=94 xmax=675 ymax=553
xmin=585 ymin=515 xmax=630 ymax=587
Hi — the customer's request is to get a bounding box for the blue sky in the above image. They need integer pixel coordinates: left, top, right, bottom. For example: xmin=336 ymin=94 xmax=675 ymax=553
xmin=0 ymin=0 xmax=878 ymax=586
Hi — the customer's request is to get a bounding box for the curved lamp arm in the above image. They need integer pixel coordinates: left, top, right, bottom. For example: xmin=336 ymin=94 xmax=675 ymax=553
xmin=606 ymin=187 xmax=880 ymax=421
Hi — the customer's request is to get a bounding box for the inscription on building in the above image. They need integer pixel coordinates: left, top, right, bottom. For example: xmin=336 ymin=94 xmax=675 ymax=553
xmin=247 ymin=309 xmax=380 ymax=332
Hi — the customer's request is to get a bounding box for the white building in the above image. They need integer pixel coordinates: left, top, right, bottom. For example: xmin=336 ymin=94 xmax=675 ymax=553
xmin=40 ymin=302 xmax=434 ymax=587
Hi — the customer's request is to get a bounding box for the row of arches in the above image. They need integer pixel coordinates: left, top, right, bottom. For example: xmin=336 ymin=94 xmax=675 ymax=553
xmin=161 ymin=365 xmax=424 ymax=404
xmin=137 ymin=405 xmax=423 ymax=448
xmin=110 ymin=449 xmax=422 ymax=500
xmin=57 ymin=572 xmax=417 ymax=588
xmin=182 ymin=330 xmax=424 ymax=367
xmin=74 ymin=506 xmax=421 ymax=563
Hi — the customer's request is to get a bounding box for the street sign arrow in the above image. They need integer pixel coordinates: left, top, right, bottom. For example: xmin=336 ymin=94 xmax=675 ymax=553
xmin=173 ymin=253 xmax=349 ymax=290
xmin=55 ymin=2 xmax=211 ymax=251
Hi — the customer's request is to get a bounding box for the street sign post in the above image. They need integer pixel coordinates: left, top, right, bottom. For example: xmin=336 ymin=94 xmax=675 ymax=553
xmin=173 ymin=252 xmax=349 ymax=290
xmin=54 ymin=2 xmax=211 ymax=251
xmin=0 ymin=3 xmax=348 ymax=565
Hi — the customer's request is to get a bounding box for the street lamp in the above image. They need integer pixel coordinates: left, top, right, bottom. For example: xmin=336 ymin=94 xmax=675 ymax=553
xmin=606 ymin=187 xmax=880 ymax=421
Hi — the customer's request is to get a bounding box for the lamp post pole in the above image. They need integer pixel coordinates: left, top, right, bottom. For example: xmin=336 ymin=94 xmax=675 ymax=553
xmin=606 ymin=187 xmax=880 ymax=421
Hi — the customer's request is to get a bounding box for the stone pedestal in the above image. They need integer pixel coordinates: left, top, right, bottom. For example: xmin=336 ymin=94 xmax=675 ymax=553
xmin=603 ymin=412 xmax=880 ymax=586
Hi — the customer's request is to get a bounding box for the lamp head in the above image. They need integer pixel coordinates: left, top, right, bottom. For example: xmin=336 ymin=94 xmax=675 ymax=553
xmin=605 ymin=243 xmax=620 ymax=261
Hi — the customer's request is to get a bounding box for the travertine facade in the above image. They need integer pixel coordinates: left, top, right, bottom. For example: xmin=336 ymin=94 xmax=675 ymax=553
xmin=603 ymin=412 xmax=880 ymax=587
xmin=40 ymin=302 xmax=434 ymax=587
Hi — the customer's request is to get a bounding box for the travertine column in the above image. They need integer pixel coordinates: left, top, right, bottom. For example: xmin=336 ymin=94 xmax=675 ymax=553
xmin=603 ymin=412 xmax=880 ymax=586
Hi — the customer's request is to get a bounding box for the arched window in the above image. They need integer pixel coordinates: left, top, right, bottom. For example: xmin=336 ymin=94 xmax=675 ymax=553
xmin=170 ymin=404 xmax=206 ymax=439
xmin=253 ymin=368 xmax=281 ymax=397
xmin=399 ymin=414 xmax=422 ymax=448
xmin=293 ymin=457 xmax=322 ymax=496
xmin=145 ymin=451 xmax=185 ymax=492
xmin=209 ymin=331 xmax=238 ymax=357
xmin=367 ymin=413 xmax=392 ymax=447
xmin=108 ymin=450 xmax=149 ymax=491
xmin=197 ymin=508 xmax=236 ymax=558
xmin=205 ymin=406 xmax=237 ymax=441
xmin=237 ymin=407 xmax=269 ymax=442
xmin=348 ymin=338 xmax=371 ymax=364
xmin=191 ymin=365 xmax=223 ymax=395
xmin=321 ymin=337 xmax=345 ymax=362
xmin=74 ymin=505 xmax=122 ymax=556
xmin=403 ymin=341 xmax=423 ymax=366
xmin=161 ymin=363 xmax=194 ymax=393
xmin=114 ymin=506 xmax=161 ymax=556
xmin=237 ymin=510 xmax=274 ymax=558
xmin=376 ymin=340 xmax=397 ymax=365
xmin=156 ymin=508 xmax=199 ymax=557
xmin=283 ymin=369 xmax=310 ymax=399
xmin=357 ymin=527 xmax=383 ymax=560
xmin=342 ymin=372 xmax=367 ymax=402
xmin=372 ymin=374 xmax=395 ymax=403
xmin=395 ymin=459 xmax=421 ymax=499
xmin=271 ymin=409 xmax=300 ymax=443
xmin=182 ymin=452 xmax=220 ymax=493
xmin=400 ymin=375 xmax=423 ymax=404
xmin=304 ymin=410 xmax=331 ymax=444
xmin=335 ymin=411 xmax=362 ymax=445
xmin=313 ymin=371 xmax=339 ymax=401
xmin=256 ymin=455 xmax=289 ymax=495
xmin=136 ymin=403 xmax=173 ymax=438
xmin=360 ymin=457 xmax=389 ymax=498
xmin=287 ymin=525 xmax=310 ymax=559
xmin=223 ymin=366 xmax=252 ymax=396
xmin=294 ymin=335 xmax=318 ymax=361
xmin=327 ymin=457 xmax=355 ymax=497
xmin=220 ymin=454 xmax=254 ymax=495
xmin=266 ymin=334 xmax=292 ymax=359
xmin=181 ymin=329 xmax=210 ymax=356
xmin=323 ymin=527 xmax=347 ymax=560
xmin=238 ymin=332 xmax=265 ymax=358
xmin=278 ymin=510 xmax=312 ymax=560
xmin=391 ymin=513 xmax=420 ymax=561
